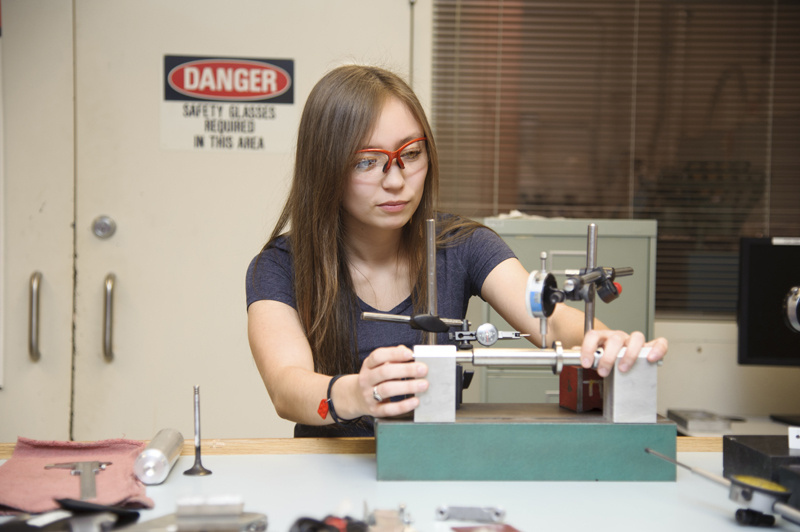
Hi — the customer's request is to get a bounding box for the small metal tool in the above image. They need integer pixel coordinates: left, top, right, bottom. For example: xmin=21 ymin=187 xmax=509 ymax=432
xmin=68 ymin=512 xmax=117 ymax=532
xmin=123 ymin=495 xmax=265 ymax=532
xmin=436 ymin=505 xmax=505 ymax=523
xmin=364 ymin=502 xmax=414 ymax=531
xmin=44 ymin=461 xmax=112 ymax=500
xmin=134 ymin=428 xmax=184 ymax=485
xmin=184 ymin=385 xmax=212 ymax=476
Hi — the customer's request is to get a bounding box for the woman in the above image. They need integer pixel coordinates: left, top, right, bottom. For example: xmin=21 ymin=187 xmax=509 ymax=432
xmin=246 ymin=65 xmax=668 ymax=437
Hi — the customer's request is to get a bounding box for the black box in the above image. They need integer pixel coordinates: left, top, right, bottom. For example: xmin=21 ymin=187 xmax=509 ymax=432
xmin=778 ymin=464 xmax=800 ymax=510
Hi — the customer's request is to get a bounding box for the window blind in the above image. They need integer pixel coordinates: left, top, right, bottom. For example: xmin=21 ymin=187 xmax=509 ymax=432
xmin=432 ymin=0 xmax=800 ymax=314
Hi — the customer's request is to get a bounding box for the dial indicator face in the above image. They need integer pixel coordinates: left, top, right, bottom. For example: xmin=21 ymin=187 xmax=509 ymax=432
xmin=476 ymin=323 xmax=499 ymax=346
xmin=731 ymin=475 xmax=789 ymax=495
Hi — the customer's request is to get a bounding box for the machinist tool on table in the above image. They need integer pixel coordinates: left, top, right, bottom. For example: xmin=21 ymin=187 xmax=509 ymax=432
xmin=44 ymin=461 xmax=112 ymax=500
xmin=645 ymin=448 xmax=800 ymax=527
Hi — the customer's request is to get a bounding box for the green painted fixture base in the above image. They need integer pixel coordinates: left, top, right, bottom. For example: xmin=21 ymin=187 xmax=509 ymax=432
xmin=375 ymin=403 xmax=677 ymax=481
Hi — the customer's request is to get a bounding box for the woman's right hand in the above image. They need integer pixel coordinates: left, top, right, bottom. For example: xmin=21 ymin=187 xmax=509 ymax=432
xmin=347 ymin=345 xmax=428 ymax=418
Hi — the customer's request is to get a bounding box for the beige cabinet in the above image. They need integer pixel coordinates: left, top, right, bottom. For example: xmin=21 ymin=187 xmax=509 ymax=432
xmin=2 ymin=0 xmax=421 ymax=441
xmin=0 ymin=1 xmax=76 ymax=441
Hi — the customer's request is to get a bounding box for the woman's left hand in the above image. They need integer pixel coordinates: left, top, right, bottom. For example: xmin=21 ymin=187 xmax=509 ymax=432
xmin=579 ymin=329 xmax=668 ymax=377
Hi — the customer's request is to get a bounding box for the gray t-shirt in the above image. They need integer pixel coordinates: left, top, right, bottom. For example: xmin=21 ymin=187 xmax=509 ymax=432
xmin=245 ymin=218 xmax=516 ymax=436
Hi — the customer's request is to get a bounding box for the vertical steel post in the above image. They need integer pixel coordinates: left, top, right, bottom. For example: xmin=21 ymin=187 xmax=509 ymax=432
xmin=584 ymin=224 xmax=598 ymax=333
xmin=426 ymin=218 xmax=437 ymax=345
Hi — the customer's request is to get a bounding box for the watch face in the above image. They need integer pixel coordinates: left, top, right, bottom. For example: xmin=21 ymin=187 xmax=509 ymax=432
xmin=476 ymin=323 xmax=498 ymax=346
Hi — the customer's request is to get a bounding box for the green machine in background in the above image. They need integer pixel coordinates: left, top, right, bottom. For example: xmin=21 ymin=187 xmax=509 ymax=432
xmin=479 ymin=217 xmax=657 ymax=405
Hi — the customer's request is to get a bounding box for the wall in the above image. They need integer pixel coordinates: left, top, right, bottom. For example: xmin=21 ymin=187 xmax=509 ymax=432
xmin=656 ymin=318 xmax=800 ymax=417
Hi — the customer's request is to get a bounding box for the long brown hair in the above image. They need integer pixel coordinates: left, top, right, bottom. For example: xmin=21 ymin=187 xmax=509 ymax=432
xmin=263 ymin=65 xmax=474 ymax=376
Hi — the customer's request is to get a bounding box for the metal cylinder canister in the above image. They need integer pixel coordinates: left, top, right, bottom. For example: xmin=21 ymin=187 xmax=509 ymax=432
xmin=134 ymin=428 xmax=184 ymax=485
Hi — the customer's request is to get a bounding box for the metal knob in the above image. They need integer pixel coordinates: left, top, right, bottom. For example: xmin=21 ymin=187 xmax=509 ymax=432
xmin=92 ymin=216 xmax=116 ymax=239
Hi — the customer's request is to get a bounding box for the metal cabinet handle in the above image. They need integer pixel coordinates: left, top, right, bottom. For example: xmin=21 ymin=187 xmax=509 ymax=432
xmin=103 ymin=273 xmax=115 ymax=362
xmin=29 ymin=271 xmax=43 ymax=362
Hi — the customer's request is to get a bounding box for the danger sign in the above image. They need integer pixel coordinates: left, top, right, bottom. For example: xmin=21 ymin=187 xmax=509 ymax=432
xmin=161 ymin=55 xmax=296 ymax=152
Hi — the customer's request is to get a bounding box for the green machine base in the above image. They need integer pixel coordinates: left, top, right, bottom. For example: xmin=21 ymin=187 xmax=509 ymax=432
xmin=375 ymin=403 xmax=677 ymax=481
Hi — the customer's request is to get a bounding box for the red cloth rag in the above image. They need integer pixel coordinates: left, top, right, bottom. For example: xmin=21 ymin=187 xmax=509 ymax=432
xmin=0 ymin=437 xmax=154 ymax=514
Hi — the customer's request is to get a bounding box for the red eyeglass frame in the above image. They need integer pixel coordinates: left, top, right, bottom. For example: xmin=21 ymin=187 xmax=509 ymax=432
xmin=356 ymin=137 xmax=427 ymax=173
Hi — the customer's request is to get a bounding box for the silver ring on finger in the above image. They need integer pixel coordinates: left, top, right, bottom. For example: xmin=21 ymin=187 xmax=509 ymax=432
xmin=372 ymin=386 xmax=383 ymax=402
